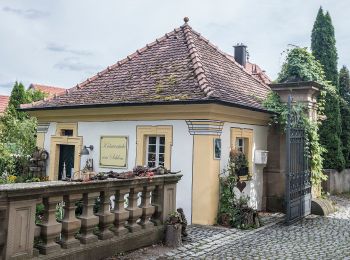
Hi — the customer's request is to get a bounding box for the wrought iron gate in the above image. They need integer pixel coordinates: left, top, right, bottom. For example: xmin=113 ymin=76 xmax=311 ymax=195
xmin=285 ymin=95 xmax=312 ymax=224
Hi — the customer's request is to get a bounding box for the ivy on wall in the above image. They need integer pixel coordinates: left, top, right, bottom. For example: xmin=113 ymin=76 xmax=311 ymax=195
xmin=264 ymin=47 xmax=330 ymax=185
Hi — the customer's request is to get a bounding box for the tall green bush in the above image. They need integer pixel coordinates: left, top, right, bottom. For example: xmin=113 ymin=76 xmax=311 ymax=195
xmin=311 ymin=8 xmax=344 ymax=170
xmin=339 ymin=66 xmax=350 ymax=167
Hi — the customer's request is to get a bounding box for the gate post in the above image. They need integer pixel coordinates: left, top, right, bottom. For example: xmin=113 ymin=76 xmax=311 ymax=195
xmin=264 ymin=81 xmax=321 ymax=212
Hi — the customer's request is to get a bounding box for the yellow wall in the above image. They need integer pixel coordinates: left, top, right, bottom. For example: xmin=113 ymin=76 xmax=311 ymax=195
xmin=27 ymin=104 xmax=271 ymax=126
xmin=192 ymin=135 xmax=220 ymax=225
xmin=36 ymin=132 xmax=45 ymax=149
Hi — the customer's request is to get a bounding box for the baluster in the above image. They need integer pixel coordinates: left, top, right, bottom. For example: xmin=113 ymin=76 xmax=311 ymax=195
xmin=37 ymin=196 xmax=62 ymax=255
xmin=111 ymin=188 xmax=130 ymax=236
xmin=139 ymin=185 xmax=155 ymax=229
xmin=77 ymin=192 xmax=99 ymax=244
xmin=126 ymin=187 xmax=142 ymax=232
xmin=96 ymin=190 xmax=114 ymax=240
xmin=150 ymin=185 xmax=163 ymax=225
xmin=61 ymin=194 xmax=82 ymax=249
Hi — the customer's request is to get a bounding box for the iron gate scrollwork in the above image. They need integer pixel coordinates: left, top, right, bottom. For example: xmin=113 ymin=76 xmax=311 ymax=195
xmin=285 ymin=95 xmax=312 ymax=224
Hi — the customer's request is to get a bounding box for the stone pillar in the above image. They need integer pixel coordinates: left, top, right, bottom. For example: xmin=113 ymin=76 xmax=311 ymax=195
xmin=61 ymin=194 xmax=82 ymax=249
xmin=150 ymin=185 xmax=163 ymax=226
xmin=5 ymin=198 xmax=38 ymax=259
xmin=0 ymin=204 xmax=7 ymax=260
xmin=160 ymin=183 xmax=177 ymax=223
xmin=111 ymin=188 xmax=130 ymax=236
xmin=37 ymin=196 xmax=63 ymax=255
xmin=96 ymin=190 xmax=114 ymax=240
xmin=139 ymin=185 xmax=155 ymax=229
xmin=265 ymin=81 xmax=321 ymax=211
xmin=126 ymin=187 xmax=143 ymax=232
xmin=77 ymin=192 xmax=99 ymax=244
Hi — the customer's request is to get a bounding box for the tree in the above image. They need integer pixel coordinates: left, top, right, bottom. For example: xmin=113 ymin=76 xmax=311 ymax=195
xmin=339 ymin=66 xmax=350 ymax=104
xmin=8 ymin=81 xmax=28 ymax=109
xmin=339 ymin=66 xmax=350 ymax=167
xmin=311 ymin=7 xmax=338 ymax=86
xmin=0 ymin=82 xmax=41 ymax=175
xmin=7 ymin=82 xmax=28 ymax=120
xmin=311 ymin=8 xmax=345 ymax=170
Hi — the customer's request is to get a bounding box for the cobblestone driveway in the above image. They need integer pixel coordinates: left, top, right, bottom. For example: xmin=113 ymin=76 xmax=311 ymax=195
xmin=161 ymin=196 xmax=350 ymax=259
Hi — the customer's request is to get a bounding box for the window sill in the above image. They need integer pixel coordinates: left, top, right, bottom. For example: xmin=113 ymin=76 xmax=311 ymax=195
xmin=238 ymin=175 xmax=253 ymax=181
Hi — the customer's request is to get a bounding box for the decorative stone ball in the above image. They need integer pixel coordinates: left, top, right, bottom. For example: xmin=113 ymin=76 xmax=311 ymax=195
xmin=183 ymin=17 xmax=189 ymax=23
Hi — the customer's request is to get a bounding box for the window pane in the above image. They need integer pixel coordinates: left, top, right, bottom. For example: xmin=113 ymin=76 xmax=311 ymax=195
xmin=159 ymin=145 xmax=165 ymax=153
xmin=148 ymin=136 xmax=157 ymax=144
xmin=159 ymin=137 xmax=165 ymax=145
xmin=148 ymin=161 xmax=156 ymax=167
xmin=148 ymin=145 xmax=156 ymax=153
xmin=159 ymin=154 xmax=164 ymax=164
xmin=148 ymin=153 xmax=156 ymax=162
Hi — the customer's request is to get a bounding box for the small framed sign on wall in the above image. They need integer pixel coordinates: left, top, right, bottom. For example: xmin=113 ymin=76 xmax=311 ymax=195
xmin=100 ymin=136 xmax=128 ymax=168
xmin=214 ymin=138 xmax=221 ymax=160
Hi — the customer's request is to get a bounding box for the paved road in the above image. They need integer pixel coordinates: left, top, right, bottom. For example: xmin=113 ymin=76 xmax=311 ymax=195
xmin=161 ymin=196 xmax=350 ymax=259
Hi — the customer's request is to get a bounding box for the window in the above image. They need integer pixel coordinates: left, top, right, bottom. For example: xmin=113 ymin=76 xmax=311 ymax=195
xmin=61 ymin=129 xmax=73 ymax=136
xmin=236 ymin=138 xmax=245 ymax=153
xmin=231 ymin=128 xmax=253 ymax=179
xmin=56 ymin=123 xmax=77 ymax=137
xmin=146 ymin=136 xmax=165 ymax=167
xmin=136 ymin=125 xmax=173 ymax=169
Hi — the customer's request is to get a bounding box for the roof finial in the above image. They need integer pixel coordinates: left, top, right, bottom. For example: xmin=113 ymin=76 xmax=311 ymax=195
xmin=184 ymin=17 xmax=189 ymax=24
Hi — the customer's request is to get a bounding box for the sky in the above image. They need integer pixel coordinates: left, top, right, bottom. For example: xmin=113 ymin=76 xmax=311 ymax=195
xmin=0 ymin=0 xmax=349 ymax=95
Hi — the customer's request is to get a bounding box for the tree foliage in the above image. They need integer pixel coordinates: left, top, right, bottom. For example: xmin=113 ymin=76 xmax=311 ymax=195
xmin=311 ymin=8 xmax=345 ymax=170
xmin=339 ymin=66 xmax=350 ymax=104
xmin=0 ymin=82 xmax=45 ymax=175
xmin=266 ymin=47 xmax=330 ymax=185
xmin=339 ymin=66 xmax=350 ymax=167
xmin=311 ymin=7 xmax=338 ymax=87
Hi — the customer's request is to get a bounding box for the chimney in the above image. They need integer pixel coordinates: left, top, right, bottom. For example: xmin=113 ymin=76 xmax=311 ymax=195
xmin=234 ymin=44 xmax=247 ymax=67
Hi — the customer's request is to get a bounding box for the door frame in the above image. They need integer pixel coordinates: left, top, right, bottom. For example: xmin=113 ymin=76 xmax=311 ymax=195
xmin=49 ymin=135 xmax=83 ymax=180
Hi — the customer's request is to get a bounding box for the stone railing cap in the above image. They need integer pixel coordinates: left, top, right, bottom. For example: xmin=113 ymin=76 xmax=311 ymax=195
xmin=269 ymin=81 xmax=323 ymax=91
xmin=0 ymin=174 xmax=183 ymax=198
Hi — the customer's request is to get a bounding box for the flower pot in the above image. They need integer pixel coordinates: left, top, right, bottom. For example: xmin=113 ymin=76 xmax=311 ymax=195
xmin=165 ymin=224 xmax=182 ymax=247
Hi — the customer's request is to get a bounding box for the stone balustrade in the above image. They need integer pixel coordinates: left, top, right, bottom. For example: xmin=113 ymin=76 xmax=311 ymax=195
xmin=0 ymin=174 xmax=181 ymax=260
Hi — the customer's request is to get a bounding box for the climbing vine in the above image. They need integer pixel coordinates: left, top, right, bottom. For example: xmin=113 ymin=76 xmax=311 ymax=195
xmin=263 ymin=91 xmax=327 ymax=186
xmin=263 ymin=47 xmax=331 ymax=185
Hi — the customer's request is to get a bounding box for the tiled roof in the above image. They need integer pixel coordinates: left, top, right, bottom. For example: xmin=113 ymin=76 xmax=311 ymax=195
xmin=245 ymin=62 xmax=271 ymax=84
xmin=28 ymin=84 xmax=65 ymax=96
xmin=0 ymin=95 xmax=9 ymax=114
xmin=21 ymin=20 xmax=271 ymax=112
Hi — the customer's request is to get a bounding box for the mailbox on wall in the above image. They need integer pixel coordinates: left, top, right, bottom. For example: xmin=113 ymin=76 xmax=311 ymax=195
xmin=254 ymin=150 xmax=268 ymax=165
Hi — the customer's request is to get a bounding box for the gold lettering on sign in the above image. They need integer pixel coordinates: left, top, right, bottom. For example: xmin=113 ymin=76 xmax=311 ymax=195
xmin=100 ymin=136 xmax=128 ymax=168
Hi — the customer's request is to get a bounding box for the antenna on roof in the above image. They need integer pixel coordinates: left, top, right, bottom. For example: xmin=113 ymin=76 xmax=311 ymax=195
xmin=184 ymin=17 xmax=189 ymax=24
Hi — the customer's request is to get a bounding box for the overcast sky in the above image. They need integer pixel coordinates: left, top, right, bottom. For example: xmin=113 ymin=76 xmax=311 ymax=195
xmin=0 ymin=0 xmax=349 ymax=95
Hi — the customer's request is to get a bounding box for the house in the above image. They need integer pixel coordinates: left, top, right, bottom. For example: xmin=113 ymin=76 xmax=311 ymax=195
xmin=21 ymin=18 xmax=273 ymax=225
xmin=28 ymin=84 xmax=65 ymax=97
xmin=0 ymin=95 xmax=9 ymax=116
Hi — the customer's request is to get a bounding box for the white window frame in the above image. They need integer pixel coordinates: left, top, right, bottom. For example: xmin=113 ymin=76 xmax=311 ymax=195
xmin=146 ymin=136 xmax=165 ymax=167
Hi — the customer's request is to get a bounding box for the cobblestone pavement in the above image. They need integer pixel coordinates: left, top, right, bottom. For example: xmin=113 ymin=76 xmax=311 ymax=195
xmin=160 ymin=196 xmax=350 ymax=259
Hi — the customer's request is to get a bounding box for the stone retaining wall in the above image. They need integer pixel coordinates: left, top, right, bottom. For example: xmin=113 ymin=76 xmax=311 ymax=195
xmin=322 ymin=169 xmax=350 ymax=194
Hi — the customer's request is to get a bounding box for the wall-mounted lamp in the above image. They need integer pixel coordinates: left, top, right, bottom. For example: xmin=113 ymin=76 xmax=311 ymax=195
xmin=80 ymin=145 xmax=94 ymax=155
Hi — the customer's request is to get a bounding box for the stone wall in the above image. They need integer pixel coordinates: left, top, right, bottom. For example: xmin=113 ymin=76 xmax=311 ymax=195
xmin=322 ymin=169 xmax=350 ymax=194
